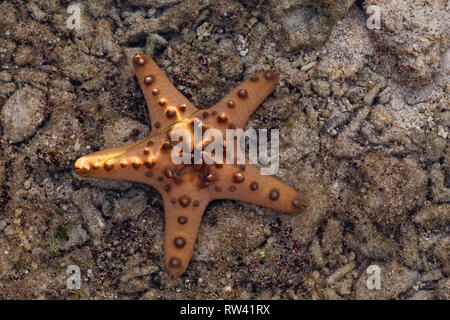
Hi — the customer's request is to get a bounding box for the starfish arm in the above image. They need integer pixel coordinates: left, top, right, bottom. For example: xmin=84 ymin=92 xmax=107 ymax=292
xmin=162 ymin=195 xmax=209 ymax=278
xmin=74 ymin=142 xmax=159 ymax=185
xmin=133 ymin=53 xmax=198 ymax=129
xmin=205 ymin=70 xmax=279 ymax=130
xmin=211 ymin=163 xmax=307 ymax=214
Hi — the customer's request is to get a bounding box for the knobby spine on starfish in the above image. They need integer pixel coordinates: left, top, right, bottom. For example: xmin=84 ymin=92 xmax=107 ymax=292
xmin=74 ymin=53 xmax=307 ymax=279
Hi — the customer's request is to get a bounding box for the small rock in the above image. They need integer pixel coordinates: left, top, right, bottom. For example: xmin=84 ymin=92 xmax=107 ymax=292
xmin=91 ymin=19 xmax=122 ymax=63
xmin=346 ymin=87 xmax=363 ymax=104
xmin=359 ymin=153 xmax=427 ymax=230
xmin=0 ymin=220 xmax=7 ymax=232
xmin=119 ymin=278 xmax=149 ymax=294
xmin=324 ymin=112 xmax=351 ymax=133
xmin=27 ymin=3 xmax=46 ymax=21
xmin=345 ymin=215 xmax=395 ymax=261
xmin=424 ymin=134 xmax=446 ymax=162
xmin=0 ymin=71 xmax=12 ymax=82
xmin=120 ymin=265 xmax=160 ymax=282
xmin=310 ymin=237 xmax=326 ymax=268
xmin=62 ymin=225 xmax=90 ymax=250
xmin=3 ymin=225 xmax=15 ymax=237
xmin=429 ymin=164 xmax=450 ymax=203
xmin=323 ymin=288 xmax=342 ymax=300
xmin=430 ymin=237 xmax=450 ymax=276
xmin=436 ymin=111 xmax=450 ymax=127
xmin=312 ymin=80 xmax=331 ymax=98
xmin=14 ymin=45 xmax=35 ymax=66
xmin=246 ymin=17 xmax=258 ymax=29
xmin=144 ymin=33 xmax=168 ymax=57
xmin=223 ymin=285 xmax=232 ymax=292
xmin=301 ymin=62 xmax=317 ymax=72
xmin=399 ymin=222 xmax=421 ymax=269
xmin=421 ymin=269 xmax=442 ymax=282
xmin=278 ymin=0 xmax=353 ymax=51
xmin=220 ymin=56 xmax=243 ymax=79
xmin=413 ymin=204 xmax=450 ymax=230
xmin=23 ymin=180 xmax=31 ymax=190
xmin=1 ymin=87 xmax=46 ymax=143
xmin=197 ymin=22 xmax=213 ymax=39
xmin=321 ymin=218 xmax=343 ymax=255
xmin=377 ymin=87 xmax=391 ymax=104
xmin=326 ymin=261 xmax=356 ymax=285
xmin=331 ymin=82 xmax=345 ymax=97
xmin=363 ymin=85 xmax=381 ymax=106
xmin=74 ymin=191 xmax=106 ymax=245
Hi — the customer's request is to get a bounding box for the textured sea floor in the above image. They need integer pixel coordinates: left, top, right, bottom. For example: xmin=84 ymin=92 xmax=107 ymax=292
xmin=0 ymin=0 xmax=448 ymax=299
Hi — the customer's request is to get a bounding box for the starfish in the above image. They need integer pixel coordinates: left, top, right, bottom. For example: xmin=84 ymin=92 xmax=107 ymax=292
xmin=74 ymin=53 xmax=307 ymax=278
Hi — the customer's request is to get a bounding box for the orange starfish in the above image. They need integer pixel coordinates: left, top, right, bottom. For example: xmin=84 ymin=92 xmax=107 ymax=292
xmin=74 ymin=53 xmax=307 ymax=278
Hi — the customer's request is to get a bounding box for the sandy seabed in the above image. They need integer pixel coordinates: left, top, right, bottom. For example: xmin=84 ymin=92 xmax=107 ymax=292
xmin=0 ymin=0 xmax=448 ymax=300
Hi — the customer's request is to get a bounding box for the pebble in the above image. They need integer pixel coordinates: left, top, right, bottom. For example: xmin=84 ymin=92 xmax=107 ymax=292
xmin=0 ymin=87 xmax=46 ymax=143
xmin=197 ymin=22 xmax=213 ymax=39
xmin=0 ymin=220 xmax=7 ymax=232
xmin=74 ymin=141 xmax=81 ymax=151
xmin=421 ymin=269 xmax=442 ymax=282
xmin=413 ymin=204 xmax=450 ymax=230
xmin=312 ymin=80 xmax=331 ymax=98
xmin=363 ymin=85 xmax=381 ymax=106
xmin=301 ymin=62 xmax=317 ymax=72
xmin=23 ymin=180 xmax=31 ymax=190
xmin=326 ymin=261 xmax=356 ymax=285
xmin=436 ymin=111 xmax=450 ymax=127
xmin=223 ymin=286 xmax=232 ymax=292
xmin=324 ymin=112 xmax=351 ymax=133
